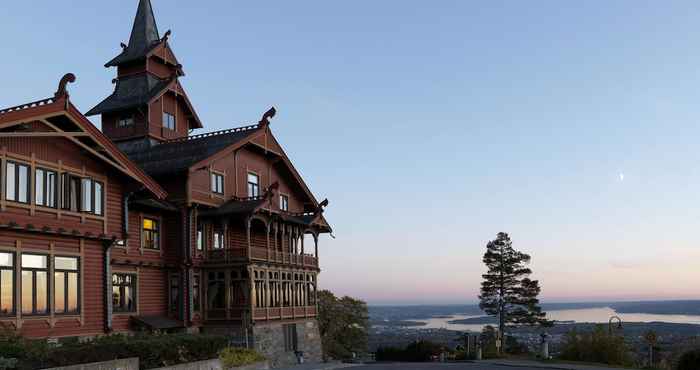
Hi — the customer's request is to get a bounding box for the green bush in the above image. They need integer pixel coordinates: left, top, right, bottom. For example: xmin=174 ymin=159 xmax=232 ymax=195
xmin=375 ymin=340 xmax=443 ymax=362
xmin=558 ymin=325 xmax=632 ymax=366
xmin=0 ymin=332 xmax=229 ymax=370
xmin=677 ymin=348 xmax=700 ymax=370
xmin=218 ymin=347 xmax=265 ymax=368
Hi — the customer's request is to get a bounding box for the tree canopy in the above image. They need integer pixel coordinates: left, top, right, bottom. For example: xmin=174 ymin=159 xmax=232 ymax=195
xmin=478 ymin=232 xmax=549 ymax=336
xmin=317 ymin=290 xmax=369 ymax=360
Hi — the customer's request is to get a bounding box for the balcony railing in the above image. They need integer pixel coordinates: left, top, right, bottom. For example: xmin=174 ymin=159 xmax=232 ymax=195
xmin=205 ymin=247 xmax=318 ymax=267
xmin=252 ymin=305 xmax=318 ymax=321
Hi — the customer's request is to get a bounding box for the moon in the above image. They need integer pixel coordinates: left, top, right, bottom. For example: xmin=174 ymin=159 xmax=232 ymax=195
xmin=619 ymin=173 xmax=625 ymax=182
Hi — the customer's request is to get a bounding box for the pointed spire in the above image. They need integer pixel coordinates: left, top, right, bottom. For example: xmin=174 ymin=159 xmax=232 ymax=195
xmin=105 ymin=0 xmax=162 ymax=67
xmin=128 ymin=0 xmax=160 ymax=52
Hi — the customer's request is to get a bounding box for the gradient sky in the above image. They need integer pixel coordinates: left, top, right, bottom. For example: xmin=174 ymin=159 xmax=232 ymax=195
xmin=2 ymin=1 xmax=700 ymax=304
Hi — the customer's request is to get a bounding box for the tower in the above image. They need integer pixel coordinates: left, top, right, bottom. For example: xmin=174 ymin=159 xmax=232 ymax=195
xmin=87 ymin=0 xmax=202 ymax=153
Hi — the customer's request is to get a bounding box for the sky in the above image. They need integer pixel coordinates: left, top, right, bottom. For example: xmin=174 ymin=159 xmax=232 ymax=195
xmin=2 ymin=1 xmax=700 ymax=305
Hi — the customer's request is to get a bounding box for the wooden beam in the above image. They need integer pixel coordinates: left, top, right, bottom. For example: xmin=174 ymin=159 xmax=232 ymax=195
xmin=0 ymin=132 xmax=89 ymax=137
xmin=39 ymin=118 xmax=137 ymax=179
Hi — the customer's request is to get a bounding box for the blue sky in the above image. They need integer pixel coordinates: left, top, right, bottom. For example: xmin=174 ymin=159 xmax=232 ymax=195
xmin=2 ymin=1 xmax=700 ymax=304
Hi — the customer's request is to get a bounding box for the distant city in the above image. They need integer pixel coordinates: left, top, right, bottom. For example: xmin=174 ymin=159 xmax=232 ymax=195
xmin=368 ymin=300 xmax=700 ymax=358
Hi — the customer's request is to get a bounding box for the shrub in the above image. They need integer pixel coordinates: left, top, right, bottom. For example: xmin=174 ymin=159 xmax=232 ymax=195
xmin=0 ymin=332 xmax=229 ymax=370
xmin=218 ymin=347 xmax=265 ymax=368
xmin=558 ymin=325 xmax=632 ymax=366
xmin=677 ymin=348 xmax=700 ymax=370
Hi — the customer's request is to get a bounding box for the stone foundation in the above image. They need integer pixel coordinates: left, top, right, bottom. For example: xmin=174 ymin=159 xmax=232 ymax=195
xmin=252 ymin=319 xmax=322 ymax=368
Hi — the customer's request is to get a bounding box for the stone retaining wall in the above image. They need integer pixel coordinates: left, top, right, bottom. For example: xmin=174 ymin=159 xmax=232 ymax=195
xmin=253 ymin=319 xmax=322 ymax=368
xmin=42 ymin=359 xmax=269 ymax=370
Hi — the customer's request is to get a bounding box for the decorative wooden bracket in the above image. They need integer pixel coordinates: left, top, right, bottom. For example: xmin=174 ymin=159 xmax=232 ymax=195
xmin=162 ymin=29 xmax=172 ymax=42
xmin=258 ymin=107 xmax=277 ymax=128
xmin=54 ymin=73 xmax=76 ymax=99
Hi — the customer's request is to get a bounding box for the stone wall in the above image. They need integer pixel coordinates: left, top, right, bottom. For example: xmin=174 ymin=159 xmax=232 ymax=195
xmin=41 ymin=358 xmax=139 ymax=370
xmin=42 ymin=358 xmax=269 ymax=370
xmin=252 ymin=319 xmax=323 ymax=368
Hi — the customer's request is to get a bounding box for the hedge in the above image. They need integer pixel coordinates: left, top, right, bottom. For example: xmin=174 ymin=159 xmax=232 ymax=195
xmin=0 ymin=332 xmax=230 ymax=370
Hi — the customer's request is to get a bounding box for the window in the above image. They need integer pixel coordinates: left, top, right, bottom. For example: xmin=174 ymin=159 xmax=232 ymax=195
xmin=21 ymin=254 xmax=48 ymax=315
xmin=54 ymin=256 xmax=79 ymax=314
xmin=35 ymin=168 xmax=57 ymax=208
xmin=196 ymin=223 xmax=204 ymax=251
xmin=247 ymin=173 xmax=259 ymax=197
xmin=0 ymin=253 xmax=14 ymax=316
xmin=112 ymin=273 xmax=136 ymax=313
xmin=142 ymin=218 xmax=160 ymax=250
xmin=207 ymin=271 xmax=225 ymax=310
xmin=118 ymin=115 xmax=134 ymax=127
xmin=163 ymin=112 xmax=176 ymax=130
xmin=6 ymin=162 xmax=30 ymax=203
xmin=213 ymin=230 xmax=224 ymax=250
xmin=280 ymin=194 xmax=289 ymax=212
xmin=192 ymin=273 xmax=201 ymax=312
xmin=61 ymin=174 xmax=81 ymax=212
xmin=211 ymin=173 xmax=224 ymax=194
xmin=79 ymin=178 xmax=103 ymax=215
xmin=169 ymin=274 xmax=180 ymax=314
xmin=283 ymin=324 xmax=298 ymax=352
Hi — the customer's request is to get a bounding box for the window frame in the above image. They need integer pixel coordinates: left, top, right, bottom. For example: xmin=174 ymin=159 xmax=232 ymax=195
xmin=283 ymin=323 xmax=298 ymax=352
xmin=20 ymin=253 xmax=49 ymax=316
xmin=141 ymin=216 xmax=161 ymax=250
xmin=54 ymin=256 xmax=80 ymax=315
xmin=117 ymin=115 xmax=134 ymax=127
xmin=35 ymin=167 xmax=58 ymax=208
xmin=247 ymin=172 xmax=260 ymax=198
xmin=212 ymin=229 xmax=224 ymax=250
xmin=163 ymin=112 xmax=176 ymax=131
xmin=211 ymin=172 xmax=224 ymax=195
xmin=112 ymin=273 xmax=137 ymax=313
xmin=279 ymin=194 xmax=289 ymax=212
xmin=0 ymin=252 xmax=15 ymax=317
xmin=192 ymin=273 xmax=201 ymax=312
xmin=169 ymin=273 xmax=180 ymax=315
xmin=5 ymin=161 xmax=31 ymax=204
xmin=196 ymin=223 xmax=205 ymax=251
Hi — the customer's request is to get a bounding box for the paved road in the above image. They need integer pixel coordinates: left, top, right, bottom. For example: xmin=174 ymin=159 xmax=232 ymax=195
xmin=279 ymin=361 xmax=622 ymax=370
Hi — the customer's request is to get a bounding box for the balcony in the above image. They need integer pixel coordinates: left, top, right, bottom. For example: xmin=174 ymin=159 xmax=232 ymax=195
xmin=205 ymin=246 xmax=318 ymax=267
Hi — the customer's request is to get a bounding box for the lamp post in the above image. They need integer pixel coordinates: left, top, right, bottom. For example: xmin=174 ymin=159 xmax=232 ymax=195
xmin=608 ymin=316 xmax=622 ymax=336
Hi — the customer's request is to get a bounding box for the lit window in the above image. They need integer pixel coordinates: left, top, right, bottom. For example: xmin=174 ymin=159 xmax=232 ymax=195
xmin=6 ymin=162 xmax=30 ymax=204
xmin=280 ymin=194 xmax=289 ymax=212
xmin=54 ymin=257 xmax=79 ymax=314
xmin=21 ymin=254 xmax=48 ymax=315
xmin=163 ymin=112 xmax=176 ymax=130
xmin=196 ymin=223 xmax=204 ymax=251
xmin=247 ymin=173 xmax=259 ymax=198
xmin=142 ymin=218 xmax=160 ymax=250
xmin=213 ymin=230 xmax=224 ymax=250
xmin=211 ymin=173 xmax=224 ymax=194
xmin=35 ymin=168 xmax=57 ymax=208
xmin=112 ymin=273 xmax=136 ymax=312
xmin=118 ymin=115 xmax=134 ymax=127
xmin=0 ymin=253 xmax=14 ymax=316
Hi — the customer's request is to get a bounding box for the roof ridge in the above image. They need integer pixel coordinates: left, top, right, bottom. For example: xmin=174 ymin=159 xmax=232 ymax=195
xmin=160 ymin=124 xmax=259 ymax=144
xmin=0 ymin=97 xmax=56 ymax=116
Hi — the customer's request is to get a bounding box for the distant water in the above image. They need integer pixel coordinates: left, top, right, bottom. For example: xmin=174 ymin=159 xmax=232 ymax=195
xmin=412 ymin=306 xmax=700 ymax=332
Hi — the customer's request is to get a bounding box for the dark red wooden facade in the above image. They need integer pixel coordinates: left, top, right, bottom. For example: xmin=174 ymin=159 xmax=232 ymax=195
xmin=0 ymin=0 xmax=330 ymax=339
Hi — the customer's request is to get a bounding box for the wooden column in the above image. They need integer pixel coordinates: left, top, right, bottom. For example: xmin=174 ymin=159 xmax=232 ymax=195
xmin=245 ymin=218 xmax=252 ymax=261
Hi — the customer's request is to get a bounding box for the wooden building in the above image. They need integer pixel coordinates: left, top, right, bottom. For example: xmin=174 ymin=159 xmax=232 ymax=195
xmin=0 ymin=0 xmax=330 ymax=365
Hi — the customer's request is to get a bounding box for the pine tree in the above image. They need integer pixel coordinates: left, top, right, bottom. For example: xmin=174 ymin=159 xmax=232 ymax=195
xmin=478 ymin=232 xmax=549 ymax=341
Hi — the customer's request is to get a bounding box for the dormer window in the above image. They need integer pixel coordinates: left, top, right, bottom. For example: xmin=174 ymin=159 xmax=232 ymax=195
xmin=117 ymin=115 xmax=134 ymax=127
xmin=247 ymin=173 xmax=259 ymax=198
xmin=163 ymin=112 xmax=176 ymax=130
xmin=280 ymin=194 xmax=289 ymax=212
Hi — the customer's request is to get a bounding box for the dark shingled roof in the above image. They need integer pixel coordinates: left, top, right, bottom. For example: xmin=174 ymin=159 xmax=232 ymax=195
xmin=106 ymin=0 xmax=161 ymax=67
xmin=86 ymin=74 xmax=170 ymax=116
xmin=198 ymin=198 xmax=267 ymax=217
xmin=125 ymin=125 xmax=259 ymax=176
